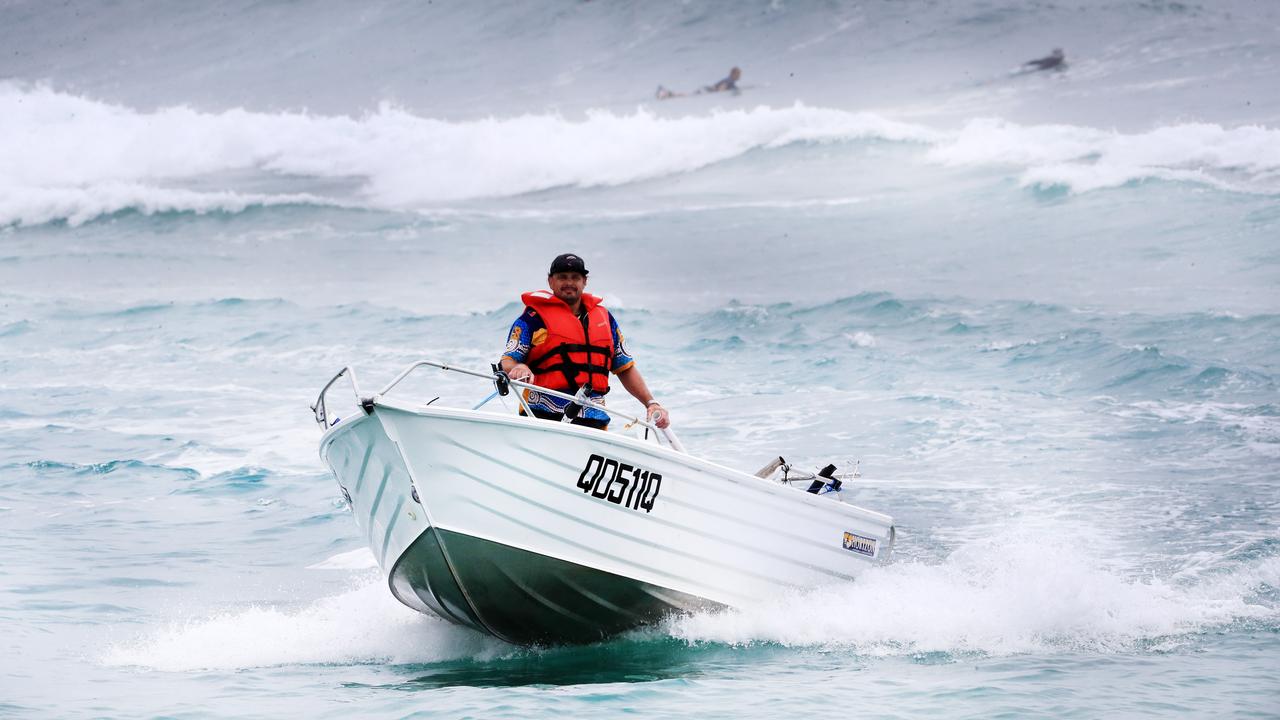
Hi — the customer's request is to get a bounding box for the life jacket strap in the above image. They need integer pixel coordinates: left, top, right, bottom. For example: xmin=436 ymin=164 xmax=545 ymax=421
xmin=529 ymin=343 xmax=612 ymax=393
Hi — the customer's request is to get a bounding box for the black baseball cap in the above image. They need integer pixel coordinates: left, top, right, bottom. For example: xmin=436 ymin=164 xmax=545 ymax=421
xmin=549 ymin=253 xmax=588 ymax=276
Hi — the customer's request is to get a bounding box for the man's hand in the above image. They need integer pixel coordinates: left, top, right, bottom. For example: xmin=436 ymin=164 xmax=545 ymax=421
xmin=506 ymin=363 xmax=533 ymax=383
xmin=647 ymin=402 xmax=670 ymax=429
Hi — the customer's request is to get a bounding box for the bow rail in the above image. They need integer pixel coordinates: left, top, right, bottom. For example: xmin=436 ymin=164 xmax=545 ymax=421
xmin=311 ymin=359 xmax=686 ymax=452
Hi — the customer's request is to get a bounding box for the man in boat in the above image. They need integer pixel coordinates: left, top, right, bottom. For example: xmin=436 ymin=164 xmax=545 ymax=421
xmin=500 ymin=253 xmax=670 ymax=431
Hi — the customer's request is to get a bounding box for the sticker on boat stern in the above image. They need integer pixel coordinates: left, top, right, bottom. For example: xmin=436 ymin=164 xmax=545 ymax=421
xmin=576 ymin=453 xmax=661 ymax=513
xmin=842 ymin=531 xmax=877 ymax=557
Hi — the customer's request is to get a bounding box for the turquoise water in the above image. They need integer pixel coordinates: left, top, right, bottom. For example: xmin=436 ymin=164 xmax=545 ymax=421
xmin=2 ymin=1 xmax=1278 ymax=717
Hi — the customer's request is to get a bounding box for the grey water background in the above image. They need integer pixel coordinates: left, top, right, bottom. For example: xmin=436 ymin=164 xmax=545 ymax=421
xmin=2 ymin=1 xmax=1278 ymax=717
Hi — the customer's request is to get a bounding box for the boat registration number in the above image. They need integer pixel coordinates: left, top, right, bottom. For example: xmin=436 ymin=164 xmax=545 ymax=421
xmin=576 ymin=453 xmax=662 ymax=513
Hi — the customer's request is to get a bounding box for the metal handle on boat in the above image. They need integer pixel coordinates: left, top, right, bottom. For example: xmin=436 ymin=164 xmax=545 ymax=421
xmin=374 ymin=359 xmax=686 ymax=452
xmin=659 ymin=427 xmax=686 ymax=453
xmin=310 ymin=366 xmax=365 ymax=430
xmin=378 ymin=360 xmax=494 ymax=395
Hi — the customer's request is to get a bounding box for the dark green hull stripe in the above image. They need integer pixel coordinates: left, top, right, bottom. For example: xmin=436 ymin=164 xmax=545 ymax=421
xmin=389 ymin=527 xmax=494 ymax=634
xmin=388 ymin=528 xmax=719 ymax=645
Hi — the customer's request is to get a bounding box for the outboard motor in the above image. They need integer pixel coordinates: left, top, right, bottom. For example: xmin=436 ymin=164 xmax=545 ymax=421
xmin=806 ymin=464 xmax=842 ymax=494
xmin=755 ymin=457 xmax=860 ymax=500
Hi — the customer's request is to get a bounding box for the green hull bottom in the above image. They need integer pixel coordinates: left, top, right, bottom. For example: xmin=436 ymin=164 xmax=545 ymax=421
xmin=388 ymin=528 xmax=718 ymax=645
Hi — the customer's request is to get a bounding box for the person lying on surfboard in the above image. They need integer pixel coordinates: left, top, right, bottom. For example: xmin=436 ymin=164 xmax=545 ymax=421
xmin=1021 ymin=48 xmax=1066 ymax=72
xmin=655 ymin=66 xmax=742 ymax=100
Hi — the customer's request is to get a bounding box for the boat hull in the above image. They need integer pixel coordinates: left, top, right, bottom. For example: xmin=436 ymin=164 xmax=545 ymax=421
xmin=320 ymin=411 xmax=430 ymax=581
xmin=389 ymin=527 xmax=715 ymax=644
xmin=320 ymin=401 xmax=895 ymax=644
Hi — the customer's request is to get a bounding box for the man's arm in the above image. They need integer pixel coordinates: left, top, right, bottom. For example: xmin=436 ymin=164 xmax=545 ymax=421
xmin=501 ymin=315 xmax=534 ymax=382
xmin=615 ymin=365 xmax=670 ymax=429
xmin=607 ymin=311 xmax=670 ymax=428
xmin=500 ymin=355 xmax=532 ymax=382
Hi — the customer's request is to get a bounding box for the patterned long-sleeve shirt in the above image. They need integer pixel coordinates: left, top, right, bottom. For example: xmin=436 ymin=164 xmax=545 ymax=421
xmin=501 ymin=307 xmax=634 ymax=423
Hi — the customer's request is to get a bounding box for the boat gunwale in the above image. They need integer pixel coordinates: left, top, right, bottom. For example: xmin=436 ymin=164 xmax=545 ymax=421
xmin=331 ymin=397 xmax=894 ymax=528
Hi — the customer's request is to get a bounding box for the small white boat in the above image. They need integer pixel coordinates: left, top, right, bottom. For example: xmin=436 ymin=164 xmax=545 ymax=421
xmin=311 ymin=360 xmax=895 ymax=645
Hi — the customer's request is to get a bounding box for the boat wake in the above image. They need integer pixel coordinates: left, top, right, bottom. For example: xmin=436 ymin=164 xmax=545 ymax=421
xmin=662 ymin=529 xmax=1280 ymax=655
xmin=101 ymin=574 xmax=513 ymax=672
xmin=103 ymin=530 xmax=1278 ymax=671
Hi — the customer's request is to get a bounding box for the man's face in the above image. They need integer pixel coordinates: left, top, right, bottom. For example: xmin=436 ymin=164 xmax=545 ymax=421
xmin=549 ymin=271 xmax=586 ymax=304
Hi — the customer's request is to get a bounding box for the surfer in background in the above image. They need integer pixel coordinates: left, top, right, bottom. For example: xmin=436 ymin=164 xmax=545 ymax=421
xmin=1022 ymin=48 xmax=1066 ymax=72
xmin=702 ymin=66 xmax=742 ymax=93
xmin=656 ymin=66 xmax=742 ymax=100
xmin=500 ymin=253 xmax=670 ymax=430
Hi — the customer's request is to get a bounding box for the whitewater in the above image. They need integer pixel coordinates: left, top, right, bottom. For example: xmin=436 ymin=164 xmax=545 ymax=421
xmin=5 ymin=83 xmax=1280 ymax=228
xmin=2 ymin=0 xmax=1278 ymax=718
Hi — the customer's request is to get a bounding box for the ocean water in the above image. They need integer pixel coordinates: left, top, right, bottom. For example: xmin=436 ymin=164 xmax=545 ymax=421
xmin=2 ymin=1 xmax=1278 ymax=717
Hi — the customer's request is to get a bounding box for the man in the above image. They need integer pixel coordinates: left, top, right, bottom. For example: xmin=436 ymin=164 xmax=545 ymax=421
xmin=499 ymin=253 xmax=670 ymax=431
xmin=701 ymin=66 xmax=742 ymax=94
xmin=654 ymin=66 xmax=742 ymax=100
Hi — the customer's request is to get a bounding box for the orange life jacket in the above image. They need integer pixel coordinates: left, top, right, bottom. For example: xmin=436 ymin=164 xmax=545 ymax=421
xmin=521 ymin=290 xmax=613 ymax=395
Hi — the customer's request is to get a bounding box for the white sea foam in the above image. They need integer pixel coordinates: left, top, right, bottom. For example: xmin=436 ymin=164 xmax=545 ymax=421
xmin=845 ymin=331 xmax=877 ymax=348
xmin=981 ymin=339 xmax=1038 ymax=351
xmin=102 ymin=534 xmax=1275 ymax=670
xmin=931 ymin=118 xmax=1280 ymax=194
xmin=1107 ymin=399 xmax=1280 ymax=458
xmin=3 ymin=83 xmax=1277 ymax=227
xmin=102 ymin=576 xmax=510 ymax=671
xmin=306 ymin=547 xmax=379 ymax=570
xmin=5 ymin=183 xmax=344 ymax=228
xmin=662 ymin=529 xmax=1277 ymax=655
xmin=0 ymin=82 xmax=933 ymax=226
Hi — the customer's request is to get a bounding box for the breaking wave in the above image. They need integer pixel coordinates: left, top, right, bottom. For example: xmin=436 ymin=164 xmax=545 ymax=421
xmin=3 ymin=83 xmax=1278 ymax=227
xmin=5 ymin=184 xmax=345 ymax=228
xmin=931 ymin=118 xmax=1280 ymax=194
xmin=0 ymin=83 xmax=933 ymax=227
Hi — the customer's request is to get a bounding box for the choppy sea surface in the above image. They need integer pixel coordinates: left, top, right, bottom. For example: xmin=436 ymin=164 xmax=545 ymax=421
xmin=2 ymin=1 xmax=1278 ymax=717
